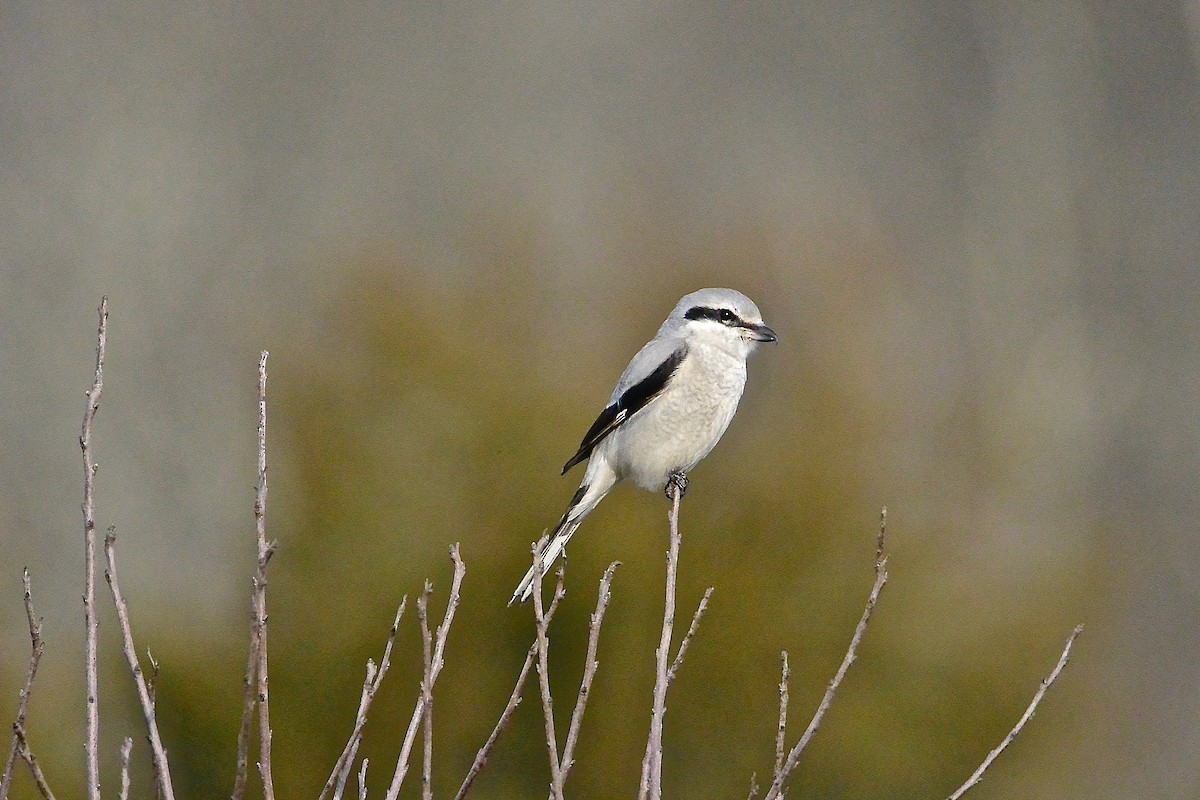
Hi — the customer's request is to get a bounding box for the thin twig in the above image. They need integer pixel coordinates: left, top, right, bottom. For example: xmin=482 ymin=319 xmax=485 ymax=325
xmin=639 ymin=483 xmax=683 ymax=800
xmin=148 ymin=651 xmax=162 ymax=800
xmin=745 ymin=772 xmax=759 ymax=800
xmin=232 ymin=608 xmax=257 ymax=800
xmin=531 ymin=539 xmax=565 ymax=800
xmin=321 ymin=600 xmax=408 ymax=800
xmin=104 ymin=529 xmax=177 ymax=800
xmin=13 ymin=725 xmax=56 ymax=800
xmin=773 ymin=652 xmax=789 ymax=784
xmin=80 ymin=296 xmax=107 ymax=800
xmin=2 ymin=569 xmax=45 ymax=800
xmin=252 ymin=351 xmax=277 ymax=800
xmin=419 ymin=587 xmax=435 ymax=800
xmin=666 ymin=586 xmax=712 ymax=686
xmin=119 ymin=738 xmax=133 ymax=800
xmin=946 ymin=624 xmax=1084 ymax=800
xmin=762 ymin=509 xmax=890 ymax=800
xmin=334 ymin=737 xmax=362 ymax=800
xmin=453 ymin=643 xmax=538 ymax=800
xmin=557 ymin=562 xmax=620 ymax=788
xmin=358 ymin=758 xmax=369 ymax=800
xmin=383 ymin=545 xmax=466 ymax=800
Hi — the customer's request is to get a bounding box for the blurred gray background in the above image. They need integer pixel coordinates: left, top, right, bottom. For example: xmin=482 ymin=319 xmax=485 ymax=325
xmin=2 ymin=2 xmax=1198 ymax=798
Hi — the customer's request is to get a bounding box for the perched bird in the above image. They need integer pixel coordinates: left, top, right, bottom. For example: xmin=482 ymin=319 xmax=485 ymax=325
xmin=511 ymin=288 xmax=777 ymax=605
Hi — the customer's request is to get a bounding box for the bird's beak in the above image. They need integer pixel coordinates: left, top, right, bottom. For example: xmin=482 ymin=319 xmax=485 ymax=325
xmin=745 ymin=322 xmax=778 ymax=343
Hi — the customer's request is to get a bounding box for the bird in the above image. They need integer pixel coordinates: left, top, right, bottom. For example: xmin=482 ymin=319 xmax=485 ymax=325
xmin=510 ymin=288 xmax=777 ymax=605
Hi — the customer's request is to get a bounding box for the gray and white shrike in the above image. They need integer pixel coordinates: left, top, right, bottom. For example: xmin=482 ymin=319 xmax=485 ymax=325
xmin=511 ymin=288 xmax=777 ymax=605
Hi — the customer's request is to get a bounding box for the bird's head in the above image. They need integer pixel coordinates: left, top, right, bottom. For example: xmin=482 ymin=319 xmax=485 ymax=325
xmin=667 ymin=288 xmax=777 ymax=358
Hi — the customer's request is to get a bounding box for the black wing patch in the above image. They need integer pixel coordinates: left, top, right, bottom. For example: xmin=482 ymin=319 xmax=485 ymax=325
xmin=561 ymin=344 xmax=688 ymax=475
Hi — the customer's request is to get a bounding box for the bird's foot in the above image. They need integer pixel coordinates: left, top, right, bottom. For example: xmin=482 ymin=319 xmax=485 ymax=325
xmin=665 ymin=472 xmax=689 ymax=500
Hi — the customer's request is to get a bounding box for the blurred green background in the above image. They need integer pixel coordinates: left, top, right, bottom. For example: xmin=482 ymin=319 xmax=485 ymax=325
xmin=1 ymin=3 xmax=1196 ymax=798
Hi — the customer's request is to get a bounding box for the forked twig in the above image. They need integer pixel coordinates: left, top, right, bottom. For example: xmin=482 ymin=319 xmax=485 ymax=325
xmin=383 ymin=545 xmax=466 ymax=800
xmin=13 ymin=725 xmax=56 ymax=800
xmin=80 ymin=296 xmax=107 ymax=800
xmin=104 ymin=529 xmax=177 ymax=800
xmin=667 ymin=586 xmax=712 ymax=686
xmin=945 ymin=624 xmax=1084 ymax=799
xmin=2 ymin=570 xmax=47 ymax=800
xmin=321 ymin=599 xmax=408 ymax=800
xmin=762 ymin=508 xmax=890 ymax=800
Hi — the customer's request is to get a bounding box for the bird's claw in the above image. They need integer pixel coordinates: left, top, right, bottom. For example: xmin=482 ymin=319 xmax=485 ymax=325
xmin=665 ymin=472 xmax=689 ymax=500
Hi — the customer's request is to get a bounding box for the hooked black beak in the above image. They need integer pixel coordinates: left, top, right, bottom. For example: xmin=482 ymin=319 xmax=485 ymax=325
xmin=746 ymin=322 xmax=778 ymax=343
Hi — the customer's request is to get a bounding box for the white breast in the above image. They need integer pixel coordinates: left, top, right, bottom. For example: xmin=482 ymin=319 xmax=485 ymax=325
xmin=602 ymin=345 xmax=748 ymax=491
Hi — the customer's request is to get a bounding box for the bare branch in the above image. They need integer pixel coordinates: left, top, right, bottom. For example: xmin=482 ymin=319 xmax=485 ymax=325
xmin=103 ymin=529 xmax=177 ymax=800
xmin=419 ymin=587 xmax=434 ymax=800
xmin=773 ymin=652 xmax=789 ymax=785
xmin=148 ymin=651 xmax=162 ymax=800
xmin=384 ymin=545 xmax=466 ymax=800
xmin=118 ymin=737 xmax=133 ymax=800
xmin=80 ymin=296 xmax=107 ymax=800
xmin=557 ymin=562 xmax=620 ymax=787
xmin=530 ymin=539 xmax=565 ymax=800
xmin=13 ymin=725 xmax=57 ymax=800
xmin=251 ymin=351 xmax=277 ymax=800
xmin=639 ymin=482 xmax=684 ymax=800
xmin=453 ymin=643 xmax=538 ymax=800
xmin=946 ymin=624 xmax=1084 ymax=800
xmin=745 ymin=772 xmax=759 ymax=800
xmin=358 ymin=758 xmax=369 ymax=800
xmin=666 ymin=586 xmax=712 ymax=686
xmin=763 ymin=509 xmax=890 ymax=800
xmin=334 ymin=737 xmax=362 ymax=800
xmin=232 ymin=605 xmax=258 ymax=800
xmin=322 ymin=599 xmax=408 ymax=800
xmin=2 ymin=570 xmax=46 ymax=800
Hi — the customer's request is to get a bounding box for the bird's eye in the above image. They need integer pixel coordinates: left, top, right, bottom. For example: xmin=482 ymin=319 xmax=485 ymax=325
xmin=718 ymin=309 xmax=736 ymax=323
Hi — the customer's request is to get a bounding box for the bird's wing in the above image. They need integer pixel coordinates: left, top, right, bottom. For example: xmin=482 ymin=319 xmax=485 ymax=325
xmin=561 ymin=339 xmax=688 ymax=475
